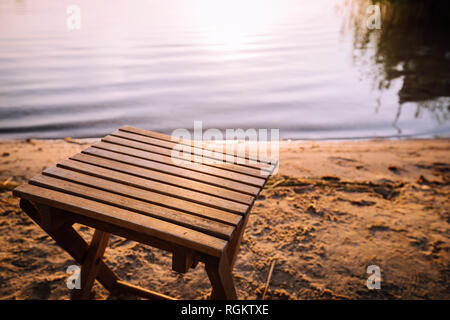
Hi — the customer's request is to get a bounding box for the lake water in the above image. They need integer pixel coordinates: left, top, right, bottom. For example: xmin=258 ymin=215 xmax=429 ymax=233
xmin=0 ymin=0 xmax=449 ymax=139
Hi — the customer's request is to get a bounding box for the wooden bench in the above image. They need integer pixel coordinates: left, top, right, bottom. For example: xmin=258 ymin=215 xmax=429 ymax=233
xmin=13 ymin=126 xmax=277 ymax=300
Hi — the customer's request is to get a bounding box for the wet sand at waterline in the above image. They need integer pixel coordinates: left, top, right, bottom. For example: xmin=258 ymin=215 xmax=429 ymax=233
xmin=0 ymin=138 xmax=448 ymax=299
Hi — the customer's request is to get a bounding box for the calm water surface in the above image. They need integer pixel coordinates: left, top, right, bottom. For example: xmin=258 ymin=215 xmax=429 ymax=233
xmin=0 ymin=0 xmax=449 ymax=139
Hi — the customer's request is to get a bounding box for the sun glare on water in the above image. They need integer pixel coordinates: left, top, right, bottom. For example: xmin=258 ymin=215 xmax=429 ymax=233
xmin=190 ymin=0 xmax=277 ymax=52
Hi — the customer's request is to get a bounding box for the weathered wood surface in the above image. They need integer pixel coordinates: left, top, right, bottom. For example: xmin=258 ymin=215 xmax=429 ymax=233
xmin=13 ymin=126 xmax=276 ymax=257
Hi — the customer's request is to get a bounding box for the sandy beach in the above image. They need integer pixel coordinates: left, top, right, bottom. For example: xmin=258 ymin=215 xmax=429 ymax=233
xmin=0 ymin=138 xmax=449 ymax=299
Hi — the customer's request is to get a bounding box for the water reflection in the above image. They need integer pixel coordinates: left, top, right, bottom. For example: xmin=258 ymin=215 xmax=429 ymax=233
xmin=0 ymin=0 xmax=449 ymax=139
xmin=340 ymin=0 xmax=450 ymax=133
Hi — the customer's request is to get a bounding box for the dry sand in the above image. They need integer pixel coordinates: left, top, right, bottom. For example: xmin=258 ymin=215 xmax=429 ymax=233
xmin=0 ymin=138 xmax=449 ymax=299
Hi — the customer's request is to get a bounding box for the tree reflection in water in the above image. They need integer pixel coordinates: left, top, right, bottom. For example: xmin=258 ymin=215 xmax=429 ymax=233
xmin=338 ymin=0 xmax=450 ymax=134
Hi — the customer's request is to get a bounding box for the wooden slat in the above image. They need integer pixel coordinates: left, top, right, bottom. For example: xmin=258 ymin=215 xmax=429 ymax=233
xmin=93 ymin=140 xmax=265 ymax=190
xmin=42 ymin=166 xmax=241 ymax=226
xmin=58 ymin=159 xmax=248 ymax=215
xmin=13 ymin=184 xmax=227 ymax=257
xmin=120 ymin=125 xmax=274 ymax=165
xmin=31 ymin=173 xmax=236 ymax=239
xmin=102 ymin=135 xmax=271 ymax=180
xmin=76 ymin=149 xmax=254 ymax=205
xmin=112 ymin=129 xmax=274 ymax=173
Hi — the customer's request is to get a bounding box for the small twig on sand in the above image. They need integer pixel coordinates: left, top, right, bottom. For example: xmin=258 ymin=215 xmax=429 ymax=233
xmin=64 ymin=137 xmax=87 ymax=145
xmin=262 ymin=259 xmax=276 ymax=300
xmin=0 ymin=178 xmax=19 ymax=190
xmin=268 ymin=179 xmax=285 ymax=189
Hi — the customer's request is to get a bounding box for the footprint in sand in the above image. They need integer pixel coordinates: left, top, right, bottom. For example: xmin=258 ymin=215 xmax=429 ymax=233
xmin=368 ymin=224 xmax=392 ymax=234
xmin=327 ymin=156 xmax=360 ymax=168
xmin=337 ymin=197 xmax=377 ymax=207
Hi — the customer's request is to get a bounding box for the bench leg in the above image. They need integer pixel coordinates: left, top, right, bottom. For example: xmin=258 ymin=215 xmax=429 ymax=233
xmin=205 ymin=254 xmax=237 ymax=300
xmin=226 ymin=213 xmax=250 ymax=269
xmin=208 ymin=212 xmax=251 ymax=300
xmin=20 ymin=200 xmax=119 ymax=297
xmin=21 ymin=199 xmax=239 ymax=300
xmin=71 ymin=229 xmax=110 ymax=300
xmin=172 ymin=247 xmax=193 ymax=273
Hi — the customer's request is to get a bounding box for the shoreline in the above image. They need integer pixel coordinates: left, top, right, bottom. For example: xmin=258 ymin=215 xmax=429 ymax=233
xmin=0 ymin=138 xmax=449 ymax=299
xmin=1 ymin=134 xmax=449 ymax=143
